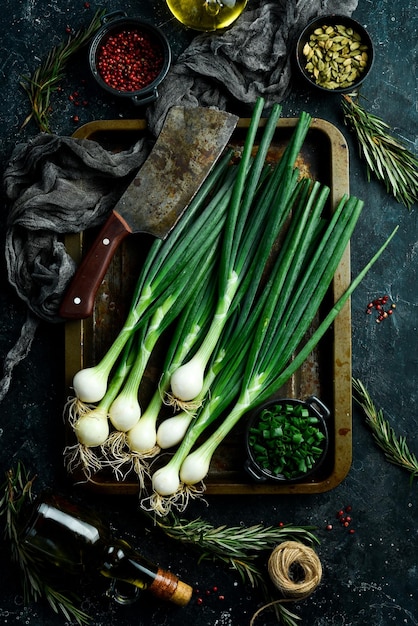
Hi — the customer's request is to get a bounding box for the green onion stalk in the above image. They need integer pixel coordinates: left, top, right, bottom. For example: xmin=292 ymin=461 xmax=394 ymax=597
xmin=67 ymin=201 xmax=229 ymax=478
xmin=168 ymin=101 xmax=279 ymax=400
xmin=156 ymin=346 xmax=227 ymax=454
xmin=125 ymin=278 xmax=219 ymax=460
xmin=176 ymin=225 xmax=398 ymax=504
xmin=146 ymin=176 xmax=327 ymax=511
xmin=64 ymin=333 xmax=137 ymax=479
xmin=109 ymin=248 xmax=218 ymax=431
xmin=65 ymin=147 xmax=239 ymax=479
xmin=168 ymin=102 xmax=313 ymax=407
xmin=100 ymin=251 xmax=220 ymax=475
xmin=70 ymin=147 xmax=235 ymax=407
xmin=146 ymin=169 xmax=398 ymax=513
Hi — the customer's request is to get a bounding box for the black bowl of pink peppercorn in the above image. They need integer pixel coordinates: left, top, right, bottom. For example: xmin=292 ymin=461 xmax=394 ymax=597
xmin=88 ymin=11 xmax=171 ymax=106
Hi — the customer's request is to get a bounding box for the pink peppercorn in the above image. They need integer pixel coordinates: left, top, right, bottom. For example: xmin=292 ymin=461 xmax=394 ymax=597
xmin=97 ymin=28 xmax=164 ymax=92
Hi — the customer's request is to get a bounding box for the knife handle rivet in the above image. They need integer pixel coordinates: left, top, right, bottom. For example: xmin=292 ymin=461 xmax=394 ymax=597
xmin=102 ymin=238 xmax=111 ymax=246
xmin=73 ymin=297 xmax=82 ymax=305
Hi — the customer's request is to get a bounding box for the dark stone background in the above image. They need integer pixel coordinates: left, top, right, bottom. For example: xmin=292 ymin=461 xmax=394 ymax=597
xmin=0 ymin=1 xmax=416 ymax=625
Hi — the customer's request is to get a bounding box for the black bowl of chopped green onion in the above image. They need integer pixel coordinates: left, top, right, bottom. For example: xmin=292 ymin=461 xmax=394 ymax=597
xmin=245 ymin=396 xmax=330 ymax=483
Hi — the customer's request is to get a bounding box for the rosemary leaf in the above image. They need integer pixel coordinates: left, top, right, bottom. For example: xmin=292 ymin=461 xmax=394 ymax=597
xmin=353 ymin=378 xmax=418 ymax=480
xmin=342 ymin=95 xmax=418 ymax=209
xmin=0 ymin=464 xmax=91 ymax=625
xmin=20 ymin=8 xmax=106 ymax=133
xmin=45 ymin=586 xmax=90 ymax=625
xmin=153 ymin=514 xmax=319 ymax=562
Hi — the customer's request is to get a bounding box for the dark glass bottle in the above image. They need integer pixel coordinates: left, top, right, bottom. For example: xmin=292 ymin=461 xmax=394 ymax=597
xmin=20 ymin=493 xmax=192 ymax=606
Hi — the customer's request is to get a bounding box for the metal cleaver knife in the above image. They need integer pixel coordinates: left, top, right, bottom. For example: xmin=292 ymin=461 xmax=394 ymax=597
xmin=59 ymin=106 xmax=238 ymax=319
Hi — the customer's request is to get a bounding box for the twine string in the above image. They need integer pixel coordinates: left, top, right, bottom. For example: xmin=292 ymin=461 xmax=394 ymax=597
xmin=250 ymin=541 xmax=322 ymax=625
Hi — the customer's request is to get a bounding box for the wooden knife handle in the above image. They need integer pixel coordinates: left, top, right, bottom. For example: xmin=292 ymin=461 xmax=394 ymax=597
xmin=59 ymin=212 xmax=131 ymax=319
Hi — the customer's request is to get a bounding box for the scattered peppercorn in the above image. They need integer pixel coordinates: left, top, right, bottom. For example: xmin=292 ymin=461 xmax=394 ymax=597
xmin=365 ymin=295 xmax=396 ymax=323
xmin=326 ymin=505 xmax=356 ymax=534
xmin=67 ymin=84 xmax=90 ymax=125
xmin=195 ymin=585 xmax=226 ymax=606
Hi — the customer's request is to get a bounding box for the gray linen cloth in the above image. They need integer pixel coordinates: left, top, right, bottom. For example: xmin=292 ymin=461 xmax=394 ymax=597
xmin=1 ymin=0 xmax=358 ymax=401
xmin=147 ymin=0 xmax=358 ymax=134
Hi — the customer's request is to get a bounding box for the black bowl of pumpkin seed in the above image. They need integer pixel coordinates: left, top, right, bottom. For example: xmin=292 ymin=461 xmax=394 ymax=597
xmin=296 ymin=15 xmax=374 ymax=93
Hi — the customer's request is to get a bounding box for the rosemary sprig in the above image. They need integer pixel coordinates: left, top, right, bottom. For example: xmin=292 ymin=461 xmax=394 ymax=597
xmin=0 ymin=464 xmax=91 ymax=625
xmin=342 ymin=94 xmax=418 ymax=210
xmin=154 ymin=514 xmax=319 ymax=570
xmin=152 ymin=513 xmax=319 ymax=626
xmin=0 ymin=461 xmax=36 ymax=569
xmin=353 ymin=378 xmax=418 ymax=481
xmin=20 ymin=8 xmax=106 ymax=133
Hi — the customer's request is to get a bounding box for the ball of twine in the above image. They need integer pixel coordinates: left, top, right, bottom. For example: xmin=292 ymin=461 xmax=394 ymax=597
xmin=250 ymin=541 xmax=322 ymax=625
xmin=268 ymin=540 xmax=322 ymax=599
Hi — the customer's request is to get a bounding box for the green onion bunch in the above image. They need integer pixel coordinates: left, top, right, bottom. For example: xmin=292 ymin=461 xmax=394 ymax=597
xmin=64 ymin=97 xmax=397 ymax=512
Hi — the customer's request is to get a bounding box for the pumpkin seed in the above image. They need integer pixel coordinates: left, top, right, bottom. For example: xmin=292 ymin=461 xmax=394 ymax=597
xmin=301 ymin=21 xmax=369 ymax=89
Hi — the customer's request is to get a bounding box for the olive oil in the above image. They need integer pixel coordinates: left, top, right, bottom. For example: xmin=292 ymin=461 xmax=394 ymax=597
xmin=21 ymin=493 xmax=193 ymax=606
xmin=166 ymin=0 xmax=248 ymax=32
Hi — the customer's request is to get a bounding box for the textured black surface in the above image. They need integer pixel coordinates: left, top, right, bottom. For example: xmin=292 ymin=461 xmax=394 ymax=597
xmin=0 ymin=1 xmax=417 ymax=625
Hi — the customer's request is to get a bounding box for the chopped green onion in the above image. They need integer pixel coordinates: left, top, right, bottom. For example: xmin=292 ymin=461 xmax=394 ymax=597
xmin=248 ymin=403 xmax=327 ymax=480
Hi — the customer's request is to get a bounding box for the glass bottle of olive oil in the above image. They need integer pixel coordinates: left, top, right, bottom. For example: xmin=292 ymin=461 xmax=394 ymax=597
xmin=20 ymin=493 xmax=192 ymax=606
xmin=166 ymin=0 xmax=248 ymax=31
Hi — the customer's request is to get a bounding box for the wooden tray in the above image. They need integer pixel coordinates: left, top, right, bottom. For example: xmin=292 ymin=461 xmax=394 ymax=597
xmin=65 ymin=116 xmax=352 ymax=495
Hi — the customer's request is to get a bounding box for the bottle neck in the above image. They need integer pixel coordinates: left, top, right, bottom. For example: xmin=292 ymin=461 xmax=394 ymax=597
xmin=101 ymin=541 xmax=192 ymax=606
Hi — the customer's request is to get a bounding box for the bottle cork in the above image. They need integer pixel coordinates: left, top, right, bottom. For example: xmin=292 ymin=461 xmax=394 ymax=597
xmin=170 ymin=579 xmax=193 ymax=606
xmin=150 ymin=569 xmax=193 ymax=605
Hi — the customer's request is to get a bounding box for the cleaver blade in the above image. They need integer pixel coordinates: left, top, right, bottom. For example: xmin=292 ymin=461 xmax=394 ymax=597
xmin=59 ymin=106 xmax=238 ymax=319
